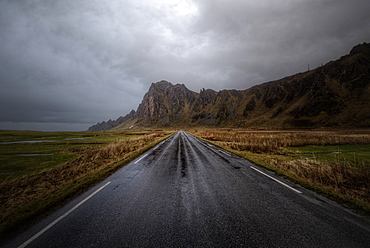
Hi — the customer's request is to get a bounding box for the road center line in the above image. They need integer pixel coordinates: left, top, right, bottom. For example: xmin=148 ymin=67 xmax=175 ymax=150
xmin=18 ymin=181 xmax=111 ymax=248
xmin=134 ymin=154 xmax=148 ymax=164
xmin=250 ymin=166 xmax=302 ymax=194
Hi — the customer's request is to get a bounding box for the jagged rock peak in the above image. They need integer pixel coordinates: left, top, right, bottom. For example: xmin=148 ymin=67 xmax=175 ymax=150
xmin=149 ymin=80 xmax=189 ymax=93
xmin=150 ymin=80 xmax=172 ymax=89
xmin=136 ymin=80 xmax=197 ymax=123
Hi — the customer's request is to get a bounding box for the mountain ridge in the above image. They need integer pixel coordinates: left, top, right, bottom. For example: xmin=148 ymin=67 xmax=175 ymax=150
xmin=88 ymin=42 xmax=370 ymax=131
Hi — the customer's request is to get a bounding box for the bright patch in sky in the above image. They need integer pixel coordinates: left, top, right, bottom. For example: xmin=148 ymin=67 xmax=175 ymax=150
xmin=0 ymin=0 xmax=369 ymax=131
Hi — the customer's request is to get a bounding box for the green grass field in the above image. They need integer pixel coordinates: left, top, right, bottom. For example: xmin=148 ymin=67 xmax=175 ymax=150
xmin=0 ymin=130 xmax=144 ymax=183
xmin=287 ymin=144 xmax=370 ymax=168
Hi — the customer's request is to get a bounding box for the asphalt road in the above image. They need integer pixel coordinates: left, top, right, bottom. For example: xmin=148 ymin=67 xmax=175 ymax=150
xmin=6 ymin=131 xmax=370 ymax=247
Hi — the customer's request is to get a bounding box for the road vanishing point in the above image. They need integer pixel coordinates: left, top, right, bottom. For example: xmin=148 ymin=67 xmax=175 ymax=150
xmin=6 ymin=131 xmax=370 ymax=247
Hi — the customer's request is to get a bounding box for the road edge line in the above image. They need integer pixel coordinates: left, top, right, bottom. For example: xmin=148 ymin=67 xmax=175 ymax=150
xmin=250 ymin=166 xmax=302 ymax=194
xmin=134 ymin=154 xmax=148 ymax=164
xmin=18 ymin=181 xmax=111 ymax=248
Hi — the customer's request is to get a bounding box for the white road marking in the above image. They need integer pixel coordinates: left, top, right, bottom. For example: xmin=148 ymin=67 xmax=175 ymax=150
xmin=219 ymin=150 xmax=231 ymax=157
xmin=134 ymin=154 xmax=148 ymax=164
xmin=250 ymin=166 xmax=302 ymax=194
xmin=18 ymin=181 xmax=111 ymax=248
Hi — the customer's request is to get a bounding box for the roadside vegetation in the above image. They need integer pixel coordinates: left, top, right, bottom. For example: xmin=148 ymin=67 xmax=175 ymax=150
xmin=0 ymin=130 xmax=173 ymax=243
xmin=189 ymin=129 xmax=370 ymax=215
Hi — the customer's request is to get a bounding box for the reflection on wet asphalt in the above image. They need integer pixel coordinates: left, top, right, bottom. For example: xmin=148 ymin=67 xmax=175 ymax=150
xmin=9 ymin=131 xmax=370 ymax=248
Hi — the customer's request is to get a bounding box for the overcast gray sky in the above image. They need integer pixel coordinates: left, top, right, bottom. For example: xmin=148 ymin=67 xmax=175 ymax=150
xmin=1 ymin=0 xmax=370 ymax=131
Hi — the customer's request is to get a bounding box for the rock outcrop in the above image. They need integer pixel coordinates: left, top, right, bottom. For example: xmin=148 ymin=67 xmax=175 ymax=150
xmin=135 ymin=81 xmax=198 ymax=126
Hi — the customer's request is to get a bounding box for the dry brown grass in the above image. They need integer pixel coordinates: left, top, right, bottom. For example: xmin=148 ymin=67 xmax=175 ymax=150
xmin=190 ymin=129 xmax=370 ymax=213
xmin=248 ymin=155 xmax=370 ymax=205
xmin=192 ymin=129 xmax=370 ymax=153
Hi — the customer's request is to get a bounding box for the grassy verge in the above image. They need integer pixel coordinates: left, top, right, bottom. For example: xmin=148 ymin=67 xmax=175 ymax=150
xmin=189 ymin=129 xmax=370 ymax=215
xmin=0 ymin=130 xmax=174 ymax=243
xmin=0 ymin=130 xmax=148 ymax=183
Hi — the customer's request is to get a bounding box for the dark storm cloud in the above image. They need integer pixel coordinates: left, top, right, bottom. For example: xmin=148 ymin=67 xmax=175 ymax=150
xmin=1 ymin=0 xmax=369 ymax=130
xmin=191 ymin=0 xmax=370 ymax=87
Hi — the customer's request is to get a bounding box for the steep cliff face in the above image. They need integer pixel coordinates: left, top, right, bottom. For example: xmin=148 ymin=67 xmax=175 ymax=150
xmin=135 ymin=81 xmax=198 ymax=126
xmin=88 ymin=42 xmax=370 ymax=130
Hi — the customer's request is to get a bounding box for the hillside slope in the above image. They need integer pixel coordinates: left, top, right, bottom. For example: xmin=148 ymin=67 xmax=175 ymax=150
xmin=88 ymin=42 xmax=370 ymax=131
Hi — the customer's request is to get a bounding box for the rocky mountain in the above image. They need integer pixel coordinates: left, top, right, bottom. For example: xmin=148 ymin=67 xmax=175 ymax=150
xmin=88 ymin=42 xmax=370 ymax=131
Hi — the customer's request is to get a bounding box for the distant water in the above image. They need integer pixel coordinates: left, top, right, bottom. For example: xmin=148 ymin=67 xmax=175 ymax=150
xmin=1 ymin=137 xmax=90 ymax=144
xmin=64 ymin=138 xmax=91 ymax=140
xmin=14 ymin=153 xmax=54 ymax=156
xmin=1 ymin=140 xmax=56 ymax=144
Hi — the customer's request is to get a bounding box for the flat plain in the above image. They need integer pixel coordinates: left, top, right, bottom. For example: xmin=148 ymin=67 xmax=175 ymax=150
xmin=2 ymin=128 xmax=370 ymax=245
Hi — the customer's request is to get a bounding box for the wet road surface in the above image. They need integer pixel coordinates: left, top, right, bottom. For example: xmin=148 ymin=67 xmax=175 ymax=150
xmin=6 ymin=131 xmax=370 ymax=247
